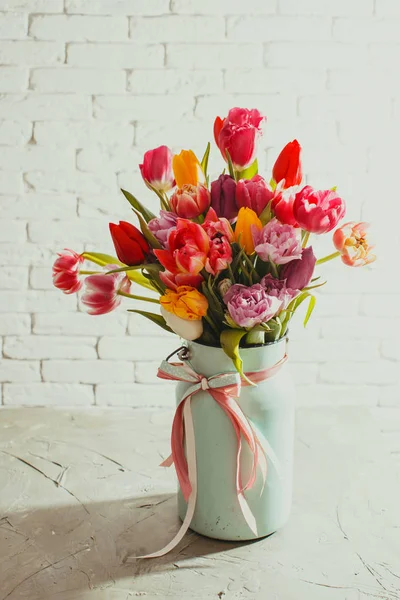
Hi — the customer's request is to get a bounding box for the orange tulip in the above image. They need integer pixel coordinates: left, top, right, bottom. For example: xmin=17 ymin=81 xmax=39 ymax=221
xmin=160 ymin=285 xmax=208 ymax=321
xmin=172 ymin=149 xmax=205 ymax=188
xmin=234 ymin=207 xmax=262 ymax=254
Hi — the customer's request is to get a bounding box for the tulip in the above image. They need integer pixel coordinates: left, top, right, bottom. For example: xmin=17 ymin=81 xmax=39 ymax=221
xmin=236 ymin=175 xmax=274 ymax=216
xmin=52 ymin=249 xmax=84 ymax=294
xmin=333 ymin=222 xmax=376 ymax=267
xmin=205 ymin=236 xmax=233 ymax=275
xmin=139 ymin=145 xmax=175 ymax=193
xmin=172 ymin=149 xmax=205 ymax=188
xmin=109 ymin=221 xmax=150 ymax=266
xmin=214 ymin=107 xmax=265 ymax=170
xmin=170 ymin=184 xmax=211 ymax=219
xmin=148 ymin=210 xmax=177 ymax=247
xmin=202 ymin=207 xmax=234 ymax=242
xmin=253 ymin=218 xmax=302 ymax=265
xmin=160 ymin=306 xmax=204 ymax=341
xmin=271 ymin=184 xmax=299 ymax=227
xmin=82 ymin=270 xmax=131 ymax=316
xmin=224 ymin=283 xmax=281 ymax=329
xmin=160 ymin=285 xmax=208 ymax=321
xmin=261 ymin=274 xmax=298 ymax=309
xmin=155 ymin=218 xmax=209 ymax=276
xmin=280 ymin=247 xmax=316 ymax=290
xmin=159 ymin=270 xmax=203 ymax=291
xmin=210 ymin=174 xmax=237 ymax=221
xmin=234 ymin=207 xmax=262 ymax=254
xmin=272 ymin=140 xmax=302 ymax=189
xmin=293 ymin=186 xmax=346 ymax=234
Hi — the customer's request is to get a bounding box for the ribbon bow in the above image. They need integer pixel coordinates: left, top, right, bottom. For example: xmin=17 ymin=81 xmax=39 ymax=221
xmin=133 ymin=352 xmax=287 ymax=559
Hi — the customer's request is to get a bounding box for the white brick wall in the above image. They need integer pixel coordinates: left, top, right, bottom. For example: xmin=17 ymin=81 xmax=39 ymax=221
xmin=0 ymin=0 xmax=398 ymax=408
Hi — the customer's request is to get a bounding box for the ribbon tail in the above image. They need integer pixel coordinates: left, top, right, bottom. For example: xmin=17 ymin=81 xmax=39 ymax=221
xmin=160 ymin=454 xmax=174 ymax=468
xmin=238 ymin=492 xmax=258 ymax=536
xmin=129 ymin=398 xmax=198 ymax=560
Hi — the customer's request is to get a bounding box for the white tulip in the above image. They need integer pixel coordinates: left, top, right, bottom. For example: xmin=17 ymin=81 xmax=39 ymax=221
xmin=160 ymin=307 xmax=203 ymax=341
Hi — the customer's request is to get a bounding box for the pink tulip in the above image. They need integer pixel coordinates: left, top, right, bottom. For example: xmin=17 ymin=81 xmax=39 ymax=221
xmin=294 ymin=186 xmax=346 ymax=234
xmin=139 ymin=145 xmax=175 ymax=192
xmin=214 ymin=107 xmax=265 ymax=170
xmin=81 ymin=269 xmax=131 ymax=316
xmin=159 ymin=270 xmax=203 ymax=291
xmin=236 ymin=175 xmax=274 ymax=216
xmin=271 ymin=183 xmax=299 ymax=227
xmin=52 ymin=249 xmax=84 ymax=294
xmin=202 ymin=207 xmax=234 ymax=242
xmin=155 ymin=219 xmax=209 ymax=277
xmin=253 ymin=218 xmax=302 ymax=265
xmin=170 ymin=184 xmax=211 ymax=219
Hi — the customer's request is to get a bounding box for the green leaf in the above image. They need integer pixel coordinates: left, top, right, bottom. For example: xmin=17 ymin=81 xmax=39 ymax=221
xmin=264 ymin=317 xmax=282 ymax=342
xmin=81 ymin=252 xmax=155 ymax=290
xmin=259 ymin=200 xmax=273 ymax=226
xmin=302 ymin=280 xmax=327 ymax=291
xmin=120 ymin=188 xmax=155 ymax=223
xmin=131 ymin=207 xmax=162 ymax=249
xmin=225 ymin=149 xmax=236 ymax=180
xmin=200 ymin=142 xmax=211 ymax=178
xmin=236 ymin=159 xmax=258 ymax=181
xmin=128 ymin=309 xmax=173 ymax=333
xmin=269 ymin=178 xmax=277 ymax=191
xmin=81 ymin=252 xmax=123 ymax=268
xmin=304 ymin=294 xmax=316 ymax=327
xmin=220 ymin=329 xmax=256 ymax=385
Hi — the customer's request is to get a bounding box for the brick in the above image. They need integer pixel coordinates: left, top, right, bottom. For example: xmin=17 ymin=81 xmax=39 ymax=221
xmin=0 ymin=360 xmax=41 ymax=383
xmin=297 ymin=385 xmax=378 ymax=407
xmin=0 ymin=291 xmax=77 ymax=313
xmin=279 ymin=0 xmax=373 ymax=15
xmin=265 ymin=43 xmax=367 ymax=68
xmin=93 ymin=95 xmax=193 ymax=121
xmin=0 ymin=0 xmax=63 ymax=11
xmin=298 ymin=94 xmax=390 ymax=121
xmin=0 ymin=314 xmax=30 ymax=335
xmin=98 ymin=336 xmax=176 ymax=361
xmin=77 ymin=194 xmax=128 ymax=218
xmin=0 ymin=120 xmax=31 ymax=145
xmin=0 ymin=13 xmax=27 ymax=39
xmin=166 ymin=44 xmax=263 ymax=69
xmin=0 ymin=195 xmax=77 ymax=219
xmin=130 ymin=16 xmax=224 ymax=42
xmin=29 ymin=267 xmax=53 ymax=290
xmin=227 ymin=16 xmax=331 ymax=42
xmin=135 ymin=361 xmax=163 ymax=384
xmin=0 ymin=67 xmax=28 ymax=92
xmin=0 ymin=171 xmax=23 ymax=194
xmin=0 ymin=41 xmax=64 ymax=65
xmin=378 ymin=386 xmax=400 ymax=408
xmin=0 ymin=266 xmax=28 ymax=289
xmin=0 ymin=244 xmax=53 ymax=267
xmin=28 ymin=219 xmax=109 ymax=245
xmin=290 ymin=340 xmax=380 ymax=363
xmin=333 ymin=18 xmax=400 ymax=42
xmin=42 ymin=360 xmax=134 ymax=383
xmin=128 ymin=70 xmax=223 ymax=95
xmin=135 ymin=119 xmax=212 ymax=150
xmin=329 ymin=69 xmax=400 ymax=95
xmin=3 ymin=383 xmax=94 ymax=406
xmin=224 ymin=68 xmax=325 ymax=94
xmin=0 ymin=147 xmax=74 ymax=171
xmin=77 ymin=147 xmax=142 ymax=172
xmin=66 ymin=0 xmax=170 ymax=15
xmin=320 ymin=361 xmax=399 ymax=386
xmin=0 ymin=220 xmax=26 ymax=242
xmin=24 ymin=170 xmax=117 ymax=194
xmin=375 ymin=0 xmax=400 ymax=15
xmin=30 ymin=68 xmax=126 ymax=94
xmin=171 ymin=0 xmax=277 ymax=14
xmin=34 ymin=121 xmax=134 ymax=148
xmin=369 ymin=44 xmax=400 ymax=68
xmin=128 ymin=313 xmax=173 ymax=337
xmin=381 ymin=340 xmax=400 ymax=361
xmin=96 ymin=383 xmax=174 ymax=407
xmin=33 ymin=312 xmax=127 ymax=336
xmin=67 ymin=43 xmax=164 ymax=68
xmin=30 ymin=15 xmax=129 ymax=42
xmin=0 ymin=94 xmax=90 ymax=120
xmin=289 ymin=363 xmax=318 ymax=385
xmin=361 ymin=295 xmax=400 ymax=318
xmin=4 ymin=336 xmax=97 ymax=359
xmin=320 ymin=317 xmax=399 ymax=340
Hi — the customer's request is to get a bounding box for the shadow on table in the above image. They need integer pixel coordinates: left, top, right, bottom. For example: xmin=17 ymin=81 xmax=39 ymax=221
xmin=1 ymin=492 xmax=258 ymax=599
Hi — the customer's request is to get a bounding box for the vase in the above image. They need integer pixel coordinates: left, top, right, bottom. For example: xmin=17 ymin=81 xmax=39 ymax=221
xmin=175 ymin=337 xmax=295 ymax=541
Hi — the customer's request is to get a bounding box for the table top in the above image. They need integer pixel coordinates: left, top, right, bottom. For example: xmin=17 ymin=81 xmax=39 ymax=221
xmin=0 ymin=406 xmax=399 ymax=600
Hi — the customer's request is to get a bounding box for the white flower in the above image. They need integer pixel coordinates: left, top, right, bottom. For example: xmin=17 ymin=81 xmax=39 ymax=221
xmin=160 ymin=306 xmax=203 ymax=341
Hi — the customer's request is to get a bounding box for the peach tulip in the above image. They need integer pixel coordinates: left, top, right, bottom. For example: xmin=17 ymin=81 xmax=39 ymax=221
xmin=333 ymin=222 xmax=376 ymax=267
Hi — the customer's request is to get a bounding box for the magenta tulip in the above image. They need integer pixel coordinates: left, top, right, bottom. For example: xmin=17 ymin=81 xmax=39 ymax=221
xmin=236 ymin=175 xmax=274 ymax=216
xmin=139 ymin=145 xmax=175 ymax=192
xmin=293 ymin=186 xmax=346 ymax=234
xmin=214 ymin=107 xmax=265 ymax=170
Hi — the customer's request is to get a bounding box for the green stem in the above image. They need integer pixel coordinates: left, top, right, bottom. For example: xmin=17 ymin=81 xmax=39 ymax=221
xmin=270 ymin=262 xmax=279 ymax=278
xmin=245 ymin=329 xmax=265 ymax=345
xmin=117 ymin=291 xmax=160 ymax=304
xmin=302 ymin=231 xmax=310 ymax=248
xmin=79 ymin=270 xmax=101 ymax=275
xmin=228 ymin=263 xmax=235 ymax=283
xmin=316 ymin=251 xmax=341 ymax=265
xmin=241 ymin=261 xmax=252 ymax=284
xmin=204 ymin=314 xmax=219 ymax=337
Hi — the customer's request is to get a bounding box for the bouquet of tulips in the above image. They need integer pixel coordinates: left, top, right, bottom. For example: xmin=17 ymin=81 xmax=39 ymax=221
xmin=53 ymin=107 xmax=375 ymax=378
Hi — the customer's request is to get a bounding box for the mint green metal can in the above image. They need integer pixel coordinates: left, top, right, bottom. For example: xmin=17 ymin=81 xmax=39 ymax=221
xmin=176 ymin=338 xmax=295 ymax=541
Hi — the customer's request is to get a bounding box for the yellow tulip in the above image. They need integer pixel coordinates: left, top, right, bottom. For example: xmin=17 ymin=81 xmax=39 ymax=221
xmin=160 ymin=285 xmax=208 ymax=321
xmin=234 ymin=207 xmax=262 ymax=254
xmin=172 ymin=150 xmax=205 ymax=188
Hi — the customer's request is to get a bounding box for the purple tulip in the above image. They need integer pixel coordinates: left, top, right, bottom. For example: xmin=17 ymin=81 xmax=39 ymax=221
xmin=210 ymin=174 xmax=237 ymax=221
xmin=224 ymin=283 xmax=281 ymax=328
xmin=261 ymin=274 xmax=298 ymax=309
xmin=280 ymin=246 xmax=316 ymax=290
xmin=148 ymin=210 xmax=177 ymax=247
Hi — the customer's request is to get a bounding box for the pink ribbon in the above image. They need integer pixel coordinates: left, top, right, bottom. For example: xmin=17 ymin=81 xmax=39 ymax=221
xmin=130 ymin=353 xmax=287 ymax=560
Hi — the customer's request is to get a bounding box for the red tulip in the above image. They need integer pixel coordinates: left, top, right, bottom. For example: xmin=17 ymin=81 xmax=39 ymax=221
xmin=155 ymin=219 xmax=209 ymax=276
xmin=52 ymin=249 xmax=84 ymax=294
xmin=271 ymin=184 xmax=299 ymax=227
xmin=272 ymin=140 xmax=302 ymax=189
xmin=82 ymin=270 xmax=131 ymax=316
xmin=202 ymin=207 xmax=234 ymax=242
xmin=293 ymin=186 xmax=346 ymax=234
xmin=170 ymin=184 xmax=211 ymax=218
xmin=139 ymin=145 xmax=175 ymax=192
xmin=109 ymin=221 xmax=149 ymax=265
xmin=236 ymin=175 xmax=274 ymax=216
xmin=214 ymin=107 xmax=265 ymax=170
xmin=205 ymin=236 xmax=232 ymax=275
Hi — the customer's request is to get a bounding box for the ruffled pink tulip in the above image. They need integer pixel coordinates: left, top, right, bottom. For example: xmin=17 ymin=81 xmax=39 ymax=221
xmin=236 ymin=175 xmax=274 ymax=216
xmin=170 ymin=184 xmax=211 ymax=219
xmin=214 ymin=107 xmax=265 ymax=170
xmin=205 ymin=236 xmax=232 ymax=275
xmin=261 ymin=274 xmax=298 ymax=309
xmin=333 ymin=221 xmax=376 ymax=267
xmin=294 ymin=186 xmax=346 ymax=234
xmin=81 ymin=269 xmax=131 ymax=316
xmin=202 ymin=207 xmax=234 ymax=242
xmin=139 ymin=145 xmax=175 ymax=192
xmin=253 ymin=218 xmax=302 ymax=265
xmin=52 ymin=249 xmax=84 ymax=294
xmin=148 ymin=210 xmax=177 ymax=247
